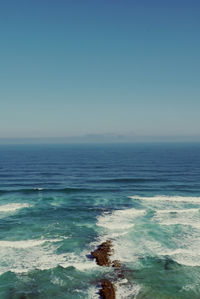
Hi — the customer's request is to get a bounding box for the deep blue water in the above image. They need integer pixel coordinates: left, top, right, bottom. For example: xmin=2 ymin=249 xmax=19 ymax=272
xmin=0 ymin=143 xmax=200 ymax=298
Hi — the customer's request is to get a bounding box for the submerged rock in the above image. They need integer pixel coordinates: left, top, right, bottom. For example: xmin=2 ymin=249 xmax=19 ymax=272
xmin=99 ymin=279 xmax=116 ymax=299
xmin=164 ymin=257 xmax=176 ymax=270
xmin=91 ymin=240 xmax=113 ymax=267
xmin=112 ymin=260 xmax=121 ymax=268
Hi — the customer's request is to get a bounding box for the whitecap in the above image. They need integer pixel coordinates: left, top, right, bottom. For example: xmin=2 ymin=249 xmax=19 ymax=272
xmin=97 ymin=208 xmax=146 ymax=231
xmin=0 ymin=238 xmax=62 ymax=249
xmin=129 ymin=195 xmax=200 ymax=203
xmin=0 ymin=203 xmax=32 ymax=213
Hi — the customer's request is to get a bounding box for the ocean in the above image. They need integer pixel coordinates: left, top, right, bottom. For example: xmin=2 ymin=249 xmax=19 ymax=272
xmin=0 ymin=143 xmax=200 ymax=299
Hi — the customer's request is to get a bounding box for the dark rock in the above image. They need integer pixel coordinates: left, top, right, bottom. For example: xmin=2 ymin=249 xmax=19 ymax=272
xmin=91 ymin=240 xmax=113 ymax=267
xmin=112 ymin=260 xmax=121 ymax=268
xmin=99 ymin=279 xmax=116 ymax=299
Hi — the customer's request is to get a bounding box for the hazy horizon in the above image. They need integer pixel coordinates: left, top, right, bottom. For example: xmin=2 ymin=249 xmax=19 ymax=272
xmin=0 ymin=133 xmax=200 ymax=144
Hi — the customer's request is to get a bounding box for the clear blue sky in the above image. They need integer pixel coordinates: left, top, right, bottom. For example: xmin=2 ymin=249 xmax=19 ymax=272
xmin=0 ymin=0 xmax=200 ymax=140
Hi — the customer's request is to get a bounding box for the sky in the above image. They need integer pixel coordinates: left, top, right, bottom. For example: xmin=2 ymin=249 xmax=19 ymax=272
xmin=0 ymin=0 xmax=200 ymax=142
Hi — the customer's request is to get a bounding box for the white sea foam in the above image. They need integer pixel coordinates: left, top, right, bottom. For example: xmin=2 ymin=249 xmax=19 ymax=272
xmin=0 ymin=203 xmax=32 ymax=213
xmin=97 ymin=208 xmax=146 ymax=231
xmin=156 ymin=220 xmax=200 ymax=229
xmin=153 ymin=208 xmax=200 ymax=228
xmin=112 ymin=237 xmax=164 ymax=265
xmin=113 ymin=236 xmax=195 ymax=267
xmin=182 ymin=283 xmax=197 ymax=292
xmin=125 ymin=229 xmax=200 ymax=267
xmin=88 ymin=286 xmax=100 ymax=299
xmin=0 ymin=238 xmax=62 ymax=248
xmin=0 ymin=237 xmax=97 ymax=275
xmin=129 ymin=195 xmax=200 ymax=203
xmin=161 ymin=248 xmax=200 ymax=267
xmin=50 ymin=276 xmax=66 ymax=287
xmin=156 ymin=208 xmax=200 ymax=214
xmin=116 ymin=281 xmax=141 ymax=299
xmin=94 ymin=208 xmax=146 ymax=265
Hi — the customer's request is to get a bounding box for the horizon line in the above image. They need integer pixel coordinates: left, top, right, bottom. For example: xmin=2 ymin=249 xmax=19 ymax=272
xmin=0 ymin=135 xmax=200 ymax=145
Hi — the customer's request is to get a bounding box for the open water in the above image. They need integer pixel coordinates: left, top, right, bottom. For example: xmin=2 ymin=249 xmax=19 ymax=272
xmin=0 ymin=143 xmax=200 ymax=298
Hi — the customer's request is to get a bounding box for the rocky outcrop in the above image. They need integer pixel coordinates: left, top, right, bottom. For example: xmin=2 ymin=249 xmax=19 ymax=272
xmin=90 ymin=240 xmax=122 ymax=299
xmin=99 ymin=279 xmax=116 ymax=299
xmin=91 ymin=240 xmax=113 ymax=267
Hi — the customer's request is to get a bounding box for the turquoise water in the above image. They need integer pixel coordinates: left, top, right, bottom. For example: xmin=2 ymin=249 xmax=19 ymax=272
xmin=0 ymin=143 xmax=200 ymax=298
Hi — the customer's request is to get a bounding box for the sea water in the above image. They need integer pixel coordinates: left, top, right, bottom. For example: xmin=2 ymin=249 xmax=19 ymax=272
xmin=0 ymin=143 xmax=200 ymax=298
